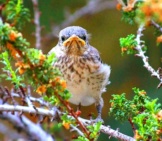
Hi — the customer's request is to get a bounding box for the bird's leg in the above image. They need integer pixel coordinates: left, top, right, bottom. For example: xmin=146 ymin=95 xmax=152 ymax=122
xmin=96 ymin=103 xmax=103 ymax=121
xmin=94 ymin=98 xmax=104 ymax=123
xmin=77 ymin=103 xmax=82 ymax=111
xmin=95 ymin=105 xmax=104 ymax=123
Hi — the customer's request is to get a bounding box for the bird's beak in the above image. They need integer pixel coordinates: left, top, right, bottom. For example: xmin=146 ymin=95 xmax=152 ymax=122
xmin=63 ymin=35 xmax=85 ymax=48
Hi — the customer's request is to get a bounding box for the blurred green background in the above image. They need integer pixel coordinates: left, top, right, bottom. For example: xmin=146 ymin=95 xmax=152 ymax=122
xmin=17 ymin=0 xmax=162 ymax=140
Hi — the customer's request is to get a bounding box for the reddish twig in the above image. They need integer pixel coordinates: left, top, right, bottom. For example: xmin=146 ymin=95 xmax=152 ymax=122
xmin=4 ymin=87 xmax=17 ymax=106
xmin=128 ymin=118 xmax=136 ymax=135
xmin=55 ymin=92 xmax=91 ymax=139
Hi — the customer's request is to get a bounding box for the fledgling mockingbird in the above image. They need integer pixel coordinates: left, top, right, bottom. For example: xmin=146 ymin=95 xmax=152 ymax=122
xmin=49 ymin=26 xmax=111 ymax=121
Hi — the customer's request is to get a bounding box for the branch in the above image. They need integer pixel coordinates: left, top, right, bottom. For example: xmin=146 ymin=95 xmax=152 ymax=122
xmin=78 ymin=117 xmax=135 ymax=141
xmin=151 ymin=20 xmax=162 ymax=33
xmin=0 ymin=104 xmax=58 ymax=117
xmin=0 ymin=122 xmax=26 ymax=140
xmin=0 ymin=85 xmax=135 ymax=140
xmin=0 ymin=104 xmax=135 ymax=141
xmin=31 ymin=0 xmax=41 ymax=49
xmin=45 ymin=0 xmax=117 ymax=42
xmin=0 ymin=112 xmax=54 ymax=141
xmin=135 ymin=25 xmax=162 ymax=88
xmin=100 ymin=125 xmax=135 ymax=141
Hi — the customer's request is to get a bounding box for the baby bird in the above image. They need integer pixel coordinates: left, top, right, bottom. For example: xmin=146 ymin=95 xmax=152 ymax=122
xmin=49 ymin=26 xmax=111 ymax=121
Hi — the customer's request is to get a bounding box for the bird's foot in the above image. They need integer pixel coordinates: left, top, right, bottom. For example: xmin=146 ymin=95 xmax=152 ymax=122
xmin=90 ymin=115 xmax=104 ymax=124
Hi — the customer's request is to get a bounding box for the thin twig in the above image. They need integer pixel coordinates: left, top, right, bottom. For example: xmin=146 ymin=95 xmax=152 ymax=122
xmin=4 ymin=87 xmax=17 ymax=105
xmin=135 ymin=25 xmax=162 ymax=88
xmin=55 ymin=92 xmax=90 ymax=139
xmin=128 ymin=118 xmax=136 ymax=135
xmin=19 ymin=86 xmax=34 ymax=107
xmin=151 ymin=20 xmax=162 ymax=33
xmin=70 ymin=124 xmax=84 ymax=136
xmin=31 ymin=0 xmax=41 ymax=49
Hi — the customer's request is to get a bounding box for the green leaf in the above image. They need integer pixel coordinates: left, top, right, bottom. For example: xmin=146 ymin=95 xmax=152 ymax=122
xmin=119 ymin=34 xmax=137 ymax=55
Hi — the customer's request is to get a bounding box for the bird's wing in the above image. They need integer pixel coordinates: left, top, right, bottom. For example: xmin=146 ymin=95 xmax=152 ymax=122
xmin=89 ymin=45 xmax=102 ymax=63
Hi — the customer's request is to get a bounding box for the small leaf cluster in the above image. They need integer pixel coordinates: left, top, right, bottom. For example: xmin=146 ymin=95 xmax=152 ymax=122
xmin=119 ymin=34 xmax=137 ymax=55
xmin=74 ymin=122 xmax=102 ymax=141
xmin=117 ymin=0 xmax=142 ymax=25
xmin=121 ymin=10 xmax=136 ymax=25
xmin=0 ymin=51 xmax=23 ymax=88
xmin=2 ymin=0 xmax=30 ymax=30
xmin=0 ymin=22 xmax=29 ymax=53
xmin=61 ymin=113 xmax=75 ymax=130
xmin=109 ymin=93 xmax=136 ymax=121
xmin=109 ymin=87 xmax=162 ymax=140
xmin=74 ymin=136 xmax=89 ymax=141
xmin=87 ymin=122 xmax=102 ymax=140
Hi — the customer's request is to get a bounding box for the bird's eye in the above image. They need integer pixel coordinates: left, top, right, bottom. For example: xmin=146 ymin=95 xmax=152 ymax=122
xmin=61 ymin=36 xmax=66 ymax=42
xmin=80 ymin=35 xmax=86 ymax=41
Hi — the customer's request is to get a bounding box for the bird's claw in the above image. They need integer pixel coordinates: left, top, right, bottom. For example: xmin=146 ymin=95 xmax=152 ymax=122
xmin=90 ymin=116 xmax=104 ymax=124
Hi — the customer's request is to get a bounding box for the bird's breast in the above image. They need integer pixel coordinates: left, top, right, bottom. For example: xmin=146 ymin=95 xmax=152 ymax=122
xmin=55 ymin=55 xmax=100 ymax=79
xmin=53 ymin=55 xmax=110 ymax=106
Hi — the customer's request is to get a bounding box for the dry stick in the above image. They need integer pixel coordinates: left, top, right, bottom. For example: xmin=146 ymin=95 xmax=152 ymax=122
xmin=31 ymin=0 xmax=41 ymax=49
xmin=135 ymin=25 xmax=162 ymax=88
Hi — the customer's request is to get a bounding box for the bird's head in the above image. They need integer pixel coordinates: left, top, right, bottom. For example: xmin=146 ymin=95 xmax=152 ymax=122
xmin=58 ymin=26 xmax=89 ymax=56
